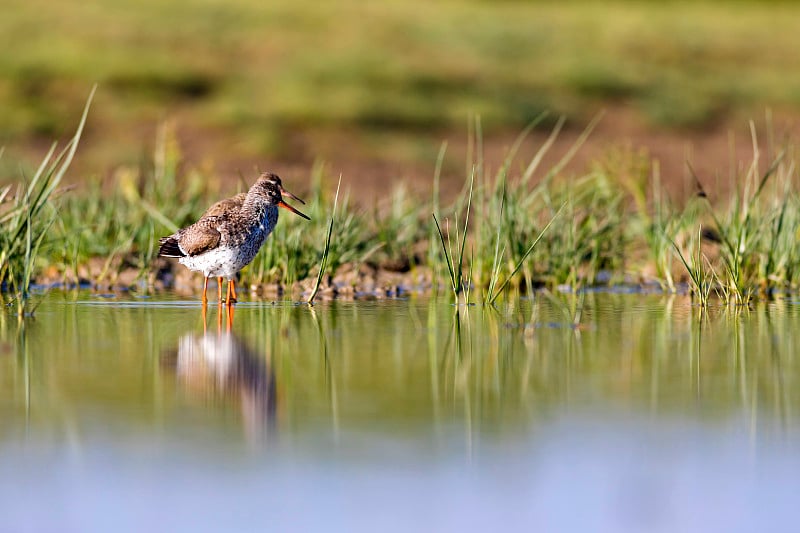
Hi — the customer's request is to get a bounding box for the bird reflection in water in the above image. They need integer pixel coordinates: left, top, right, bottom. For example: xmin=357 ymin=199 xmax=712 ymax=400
xmin=161 ymin=306 xmax=276 ymax=443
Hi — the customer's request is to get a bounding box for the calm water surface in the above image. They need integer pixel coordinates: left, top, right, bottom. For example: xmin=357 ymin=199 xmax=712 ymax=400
xmin=1 ymin=291 xmax=799 ymax=532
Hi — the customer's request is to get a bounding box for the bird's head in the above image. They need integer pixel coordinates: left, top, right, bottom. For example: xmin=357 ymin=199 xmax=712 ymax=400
xmin=253 ymin=172 xmax=310 ymax=220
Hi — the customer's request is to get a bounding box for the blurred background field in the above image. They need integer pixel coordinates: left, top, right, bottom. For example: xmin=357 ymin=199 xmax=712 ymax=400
xmin=2 ymin=0 xmax=800 ymax=200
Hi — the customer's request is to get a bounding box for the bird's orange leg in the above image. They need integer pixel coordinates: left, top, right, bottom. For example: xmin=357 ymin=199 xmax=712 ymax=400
xmin=217 ymin=277 xmax=223 ymax=303
xmin=226 ymin=279 xmax=237 ymax=305
xmin=202 ymin=276 xmax=209 ymax=304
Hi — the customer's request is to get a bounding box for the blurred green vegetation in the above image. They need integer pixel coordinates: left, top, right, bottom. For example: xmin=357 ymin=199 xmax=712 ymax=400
xmin=2 ymin=0 xmax=800 ymax=168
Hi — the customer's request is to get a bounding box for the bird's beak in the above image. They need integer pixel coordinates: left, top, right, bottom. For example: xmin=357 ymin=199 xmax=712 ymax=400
xmin=278 ymin=200 xmax=310 ymax=220
xmin=280 ymin=186 xmax=306 ymax=205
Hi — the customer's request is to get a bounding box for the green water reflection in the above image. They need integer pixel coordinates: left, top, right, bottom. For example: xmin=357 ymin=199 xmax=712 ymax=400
xmin=1 ymin=292 xmax=798 ymax=444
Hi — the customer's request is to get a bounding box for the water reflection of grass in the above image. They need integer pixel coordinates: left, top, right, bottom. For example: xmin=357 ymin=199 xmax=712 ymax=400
xmin=2 ymin=294 xmax=796 ymax=439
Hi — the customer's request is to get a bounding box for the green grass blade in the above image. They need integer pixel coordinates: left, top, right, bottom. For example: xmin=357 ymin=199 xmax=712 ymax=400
xmin=486 ymin=187 xmax=507 ymax=301
xmin=432 ymin=213 xmax=457 ymax=294
xmin=455 ymin=172 xmax=475 ymax=296
xmin=308 ymin=175 xmax=342 ymax=304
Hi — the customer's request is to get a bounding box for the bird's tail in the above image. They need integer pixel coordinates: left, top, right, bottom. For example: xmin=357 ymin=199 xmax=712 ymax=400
xmin=158 ymin=237 xmax=185 ymax=258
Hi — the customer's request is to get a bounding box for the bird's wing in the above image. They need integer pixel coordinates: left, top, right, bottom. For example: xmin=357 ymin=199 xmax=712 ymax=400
xmin=203 ymin=193 xmax=246 ymax=218
xmin=178 ymin=218 xmax=222 ymax=256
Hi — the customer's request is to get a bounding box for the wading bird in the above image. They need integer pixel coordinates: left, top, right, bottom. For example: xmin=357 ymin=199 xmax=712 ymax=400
xmin=158 ymin=172 xmax=309 ymax=304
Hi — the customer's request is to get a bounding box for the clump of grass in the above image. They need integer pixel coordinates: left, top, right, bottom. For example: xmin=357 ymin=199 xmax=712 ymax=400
xmin=671 ymin=226 xmax=715 ymax=306
xmin=642 ymin=175 xmax=680 ymax=292
xmin=705 ymin=146 xmax=786 ymax=304
xmin=466 ymin=114 xmax=613 ymax=297
xmin=652 ymin=123 xmax=799 ymax=305
xmin=486 ymin=207 xmax=561 ymax=305
xmin=52 ymin=121 xmax=214 ymax=287
xmin=0 ymin=86 xmax=95 ymax=316
xmin=534 ymin=172 xmax=626 ymax=287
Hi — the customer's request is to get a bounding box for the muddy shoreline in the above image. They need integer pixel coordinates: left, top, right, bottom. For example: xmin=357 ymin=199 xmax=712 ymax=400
xmin=30 ymin=257 xmax=433 ymax=301
xmin=26 ymin=256 xmax=693 ymax=301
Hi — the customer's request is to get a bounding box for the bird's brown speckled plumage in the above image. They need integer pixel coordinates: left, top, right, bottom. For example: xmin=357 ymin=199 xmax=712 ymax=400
xmin=203 ymin=193 xmax=246 ymax=218
xmin=158 ymin=172 xmax=309 ymax=304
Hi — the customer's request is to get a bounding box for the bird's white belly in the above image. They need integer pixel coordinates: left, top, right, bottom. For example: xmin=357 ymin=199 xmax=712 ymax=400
xmin=179 ymin=246 xmax=242 ymax=279
xmin=179 ymin=223 xmax=269 ymax=280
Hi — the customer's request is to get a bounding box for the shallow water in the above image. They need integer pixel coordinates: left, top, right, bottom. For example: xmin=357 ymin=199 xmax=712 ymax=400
xmin=1 ymin=291 xmax=799 ymax=532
